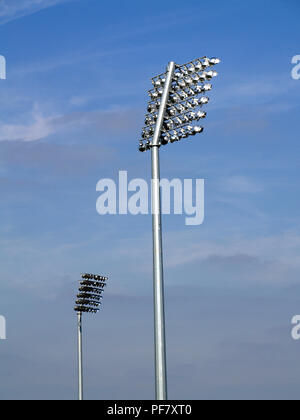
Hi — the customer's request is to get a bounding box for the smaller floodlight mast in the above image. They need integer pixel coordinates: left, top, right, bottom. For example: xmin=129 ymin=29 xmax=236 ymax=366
xmin=139 ymin=56 xmax=220 ymax=401
xmin=74 ymin=273 xmax=108 ymax=400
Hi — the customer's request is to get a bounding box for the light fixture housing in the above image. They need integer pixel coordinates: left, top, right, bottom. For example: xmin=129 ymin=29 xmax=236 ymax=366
xmin=74 ymin=273 xmax=108 ymax=313
xmin=139 ymin=56 xmax=220 ymax=151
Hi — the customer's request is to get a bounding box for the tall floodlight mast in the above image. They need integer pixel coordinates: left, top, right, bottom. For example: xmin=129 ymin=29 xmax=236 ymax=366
xmin=74 ymin=273 xmax=108 ymax=400
xmin=139 ymin=56 xmax=220 ymax=400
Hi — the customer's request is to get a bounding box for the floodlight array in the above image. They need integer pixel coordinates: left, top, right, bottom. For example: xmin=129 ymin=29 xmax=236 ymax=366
xmin=139 ymin=56 xmax=220 ymax=151
xmin=74 ymin=273 xmax=108 ymax=314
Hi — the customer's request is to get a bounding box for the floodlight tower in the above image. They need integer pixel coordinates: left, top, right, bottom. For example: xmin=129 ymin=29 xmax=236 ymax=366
xmin=139 ymin=56 xmax=220 ymax=400
xmin=74 ymin=273 xmax=108 ymax=400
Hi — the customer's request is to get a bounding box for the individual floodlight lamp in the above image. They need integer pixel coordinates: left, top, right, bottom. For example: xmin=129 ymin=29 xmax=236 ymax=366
xmin=74 ymin=272 xmax=108 ymax=400
xmin=138 ymin=56 xmax=220 ymax=401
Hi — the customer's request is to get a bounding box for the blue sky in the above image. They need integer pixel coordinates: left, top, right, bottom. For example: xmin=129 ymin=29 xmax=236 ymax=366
xmin=0 ymin=0 xmax=300 ymax=400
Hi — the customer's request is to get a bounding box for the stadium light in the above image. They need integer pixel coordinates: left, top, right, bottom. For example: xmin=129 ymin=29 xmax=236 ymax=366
xmin=74 ymin=273 xmax=108 ymax=400
xmin=138 ymin=56 xmax=220 ymax=400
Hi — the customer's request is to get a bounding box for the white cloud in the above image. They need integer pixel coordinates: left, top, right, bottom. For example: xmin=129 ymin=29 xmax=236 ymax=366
xmin=0 ymin=0 xmax=72 ymax=24
xmin=222 ymin=175 xmax=263 ymax=194
xmin=210 ymin=74 xmax=299 ymax=114
xmin=0 ymin=109 xmax=54 ymax=142
xmin=162 ymin=230 xmax=300 ymax=271
xmin=69 ymin=96 xmax=89 ymax=107
xmin=113 ymin=229 xmax=300 ymax=283
xmin=0 ymin=103 xmax=140 ymax=142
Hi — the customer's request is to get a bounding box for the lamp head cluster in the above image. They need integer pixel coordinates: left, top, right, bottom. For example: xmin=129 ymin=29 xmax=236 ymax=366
xmin=74 ymin=273 xmax=108 ymax=314
xmin=139 ymin=56 xmax=220 ymax=152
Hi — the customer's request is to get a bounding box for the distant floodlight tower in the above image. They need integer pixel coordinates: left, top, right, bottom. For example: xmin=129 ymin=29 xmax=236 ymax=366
xmin=74 ymin=273 xmax=108 ymax=401
xmin=139 ymin=56 xmax=220 ymax=400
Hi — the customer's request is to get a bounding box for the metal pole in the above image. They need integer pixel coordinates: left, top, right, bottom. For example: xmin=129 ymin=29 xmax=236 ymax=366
xmin=151 ymin=61 xmax=175 ymax=400
xmin=77 ymin=311 xmax=83 ymax=401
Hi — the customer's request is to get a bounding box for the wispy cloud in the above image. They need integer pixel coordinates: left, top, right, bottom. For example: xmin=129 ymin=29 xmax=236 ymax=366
xmin=222 ymin=175 xmax=263 ymax=194
xmin=0 ymin=103 xmax=140 ymax=142
xmin=0 ymin=106 xmax=54 ymax=141
xmin=162 ymin=230 xmax=300 ymax=271
xmin=0 ymin=0 xmax=73 ymax=25
xmin=211 ymin=74 xmax=299 ymax=114
xmin=105 ymin=228 xmax=300 ymax=285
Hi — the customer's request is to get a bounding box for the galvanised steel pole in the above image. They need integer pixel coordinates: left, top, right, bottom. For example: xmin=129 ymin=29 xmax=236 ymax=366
xmin=77 ymin=311 xmax=83 ymax=401
xmin=151 ymin=61 xmax=176 ymax=400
